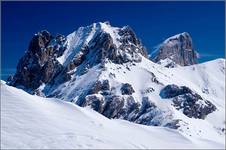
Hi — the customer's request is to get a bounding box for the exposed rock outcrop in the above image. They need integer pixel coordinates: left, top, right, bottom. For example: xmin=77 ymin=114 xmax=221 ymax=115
xmin=172 ymin=93 xmax=216 ymax=119
xmin=160 ymin=84 xmax=216 ymax=119
xmin=67 ymin=24 xmax=148 ymax=76
xmin=81 ymin=91 xmax=164 ymax=127
xmin=160 ymin=84 xmax=192 ymax=98
xmin=150 ymin=32 xmax=198 ymax=67
xmin=121 ymin=83 xmax=135 ymax=95
xmin=8 ymin=30 xmax=67 ymax=91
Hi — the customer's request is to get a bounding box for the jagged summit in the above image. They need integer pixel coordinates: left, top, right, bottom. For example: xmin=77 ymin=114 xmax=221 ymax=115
xmin=58 ymin=21 xmax=148 ymax=66
xmin=150 ymin=32 xmax=198 ymax=68
xmin=8 ymin=22 xmax=148 ymax=91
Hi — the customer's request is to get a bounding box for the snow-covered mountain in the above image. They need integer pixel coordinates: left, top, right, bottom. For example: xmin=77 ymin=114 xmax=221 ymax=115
xmin=4 ymin=21 xmax=225 ymax=148
xmin=1 ymin=81 xmax=224 ymax=149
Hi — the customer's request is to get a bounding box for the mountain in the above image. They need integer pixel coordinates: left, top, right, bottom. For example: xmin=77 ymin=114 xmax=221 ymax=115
xmin=8 ymin=22 xmax=147 ymax=91
xmin=150 ymin=32 xmax=198 ymax=68
xmin=6 ymin=22 xmax=225 ymax=148
xmin=1 ymin=81 xmax=224 ymax=149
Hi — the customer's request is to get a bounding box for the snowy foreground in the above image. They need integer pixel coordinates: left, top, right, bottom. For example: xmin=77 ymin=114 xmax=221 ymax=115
xmin=1 ymin=81 xmax=224 ymax=149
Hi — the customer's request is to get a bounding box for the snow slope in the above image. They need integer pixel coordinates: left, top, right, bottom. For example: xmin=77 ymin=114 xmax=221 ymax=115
xmin=1 ymin=81 xmax=224 ymax=149
xmin=46 ymin=42 xmax=226 ymax=143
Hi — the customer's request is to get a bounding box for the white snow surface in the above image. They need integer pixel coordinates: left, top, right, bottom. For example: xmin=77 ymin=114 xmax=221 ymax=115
xmin=1 ymin=81 xmax=224 ymax=149
xmin=50 ymin=47 xmax=226 ymax=144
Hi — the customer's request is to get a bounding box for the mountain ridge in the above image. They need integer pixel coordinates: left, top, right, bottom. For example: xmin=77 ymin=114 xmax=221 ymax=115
xmin=6 ymin=22 xmax=225 ymax=141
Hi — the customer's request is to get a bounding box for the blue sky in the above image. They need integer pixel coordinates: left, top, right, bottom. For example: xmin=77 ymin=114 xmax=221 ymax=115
xmin=1 ymin=1 xmax=225 ymax=80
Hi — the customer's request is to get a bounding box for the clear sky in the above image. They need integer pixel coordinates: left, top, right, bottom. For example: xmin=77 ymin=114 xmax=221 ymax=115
xmin=1 ymin=1 xmax=225 ymax=80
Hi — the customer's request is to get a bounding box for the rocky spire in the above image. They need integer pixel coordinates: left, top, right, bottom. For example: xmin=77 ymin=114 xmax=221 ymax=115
xmin=7 ymin=30 xmax=67 ymax=91
xmin=150 ymin=32 xmax=198 ymax=67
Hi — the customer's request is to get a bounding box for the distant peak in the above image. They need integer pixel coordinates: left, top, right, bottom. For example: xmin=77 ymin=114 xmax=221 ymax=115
xmin=163 ymin=32 xmax=192 ymax=44
xmin=150 ymin=32 xmax=197 ymax=67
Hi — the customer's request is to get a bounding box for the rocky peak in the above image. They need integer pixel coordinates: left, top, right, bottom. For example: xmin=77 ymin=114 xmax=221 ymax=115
xmin=150 ymin=32 xmax=198 ymax=67
xmin=7 ymin=30 xmax=67 ymax=91
xmin=7 ymin=22 xmax=148 ymax=93
xmin=59 ymin=21 xmax=148 ymax=74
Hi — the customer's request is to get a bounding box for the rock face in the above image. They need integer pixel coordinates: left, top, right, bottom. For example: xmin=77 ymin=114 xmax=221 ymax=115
xmin=150 ymin=32 xmax=198 ymax=67
xmin=8 ymin=22 xmax=148 ymax=94
xmin=160 ymin=84 xmax=216 ymax=119
xmin=120 ymin=83 xmax=135 ymax=95
xmin=8 ymin=31 xmax=67 ymax=92
xmin=65 ymin=24 xmax=148 ymax=76
xmin=172 ymin=93 xmax=216 ymax=119
xmin=160 ymin=84 xmax=192 ymax=98
xmin=81 ymin=91 xmax=164 ymax=126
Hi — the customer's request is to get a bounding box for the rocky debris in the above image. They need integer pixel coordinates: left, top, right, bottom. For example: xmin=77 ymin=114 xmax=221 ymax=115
xmin=121 ymin=83 xmax=135 ymax=95
xmin=160 ymin=84 xmax=217 ymax=119
xmin=8 ymin=30 xmax=67 ymax=91
xmin=150 ymin=32 xmax=198 ymax=67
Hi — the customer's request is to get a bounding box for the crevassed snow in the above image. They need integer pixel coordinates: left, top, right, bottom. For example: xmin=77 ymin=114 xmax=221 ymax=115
xmin=1 ymin=81 xmax=224 ymax=149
